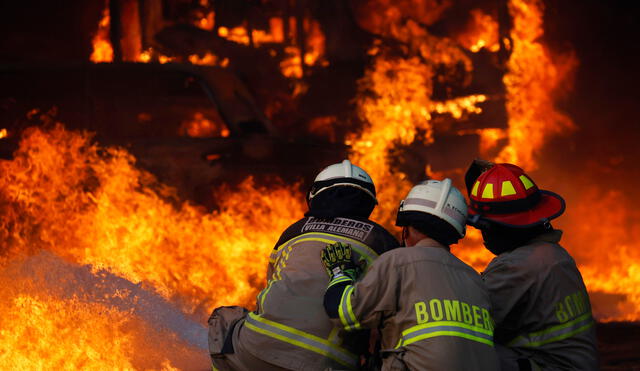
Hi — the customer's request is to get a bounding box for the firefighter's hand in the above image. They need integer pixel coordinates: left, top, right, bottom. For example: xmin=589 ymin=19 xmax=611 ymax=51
xmin=321 ymin=242 xmax=360 ymax=281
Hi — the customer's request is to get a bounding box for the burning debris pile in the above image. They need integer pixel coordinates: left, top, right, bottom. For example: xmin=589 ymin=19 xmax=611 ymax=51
xmin=0 ymin=0 xmax=639 ymax=369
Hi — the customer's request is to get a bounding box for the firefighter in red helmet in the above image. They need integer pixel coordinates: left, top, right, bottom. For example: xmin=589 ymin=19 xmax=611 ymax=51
xmin=465 ymin=160 xmax=598 ymax=371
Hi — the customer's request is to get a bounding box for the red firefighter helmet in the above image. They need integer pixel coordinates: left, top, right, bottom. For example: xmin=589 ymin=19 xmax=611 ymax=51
xmin=468 ymin=163 xmax=565 ymax=228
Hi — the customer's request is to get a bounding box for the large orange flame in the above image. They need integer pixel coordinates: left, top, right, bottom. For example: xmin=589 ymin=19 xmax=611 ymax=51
xmin=496 ymin=0 xmax=578 ymax=169
xmin=0 ymin=125 xmax=304 ymax=317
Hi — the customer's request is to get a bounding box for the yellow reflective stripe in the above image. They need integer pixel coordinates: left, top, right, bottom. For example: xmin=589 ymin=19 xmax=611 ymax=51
xmin=257 ymin=279 xmax=276 ymax=313
xmin=345 ymin=286 xmax=361 ymax=331
xmin=338 ymin=285 xmax=361 ymax=331
xmin=508 ymin=313 xmax=594 ymax=348
xmin=471 ymin=181 xmax=480 ymax=197
xmin=272 ymin=232 xmax=379 ymax=266
xmin=482 ymin=183 xmax=494 ymax=199
xmin=519 ymin=175 xmax=534 ymax=190
xmin=501 ymin=180 xmax=517 ymax=196
xmin=245 ymin=313 xmax=357 ymax=368
xmin=328 ymin=326 xmax=341 ymax=345
xmin=396 ymin=321 xmax=493 ymax=348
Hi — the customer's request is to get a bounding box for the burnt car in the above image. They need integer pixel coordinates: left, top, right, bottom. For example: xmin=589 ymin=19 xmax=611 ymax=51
xmin=0 ymin=62 xmax=346 ymax=206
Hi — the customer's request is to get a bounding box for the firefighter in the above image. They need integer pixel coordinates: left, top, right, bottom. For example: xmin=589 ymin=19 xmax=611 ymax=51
xmin=208 ymin=160 xmax=399 ymax=370
xmin=321 ymin=179 xmax=500 ymax=370
xmin=465 ymin=161 xmax=599 ymax=370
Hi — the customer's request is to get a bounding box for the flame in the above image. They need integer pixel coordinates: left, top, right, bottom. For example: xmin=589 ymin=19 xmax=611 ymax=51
xmin=0 ymin=128 xmax=8 ymax=139
xmin=178 ymin=112 xmax=230 ymax=138
xmin=349 ymin=47 xmax=486 ymax=226
xmin=90 ymin=7 xmax=114 ymax=63
xmin=0 ymin=125 xmax=304 ymax=319
xmin=197 ymin=11 xmax=215 ymax=31
xmin=0 ymin=252 xmax=209 ymax=369
xmin=496 ymin=0 xmax=578 ymax=169
xmin=217 ymin=17 xmax=326 ymax=79
xmin=558 ymin=188 xmax=640 ymax=321
xmin=456 ymin=9 xmax=501 ymax=53
xmin=217 ymin=18 xmax=285 ymax=47
xmin=188 ymin=53 xmax=229 ymax=67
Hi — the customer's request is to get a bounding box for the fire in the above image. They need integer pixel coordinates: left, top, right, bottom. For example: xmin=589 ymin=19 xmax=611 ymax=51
xmin=456 ymin=9 xmax=501 ymax=53
xmin=217 ymin=17 xmax=326 ymax=79
xmin=179 ymin=112 xmax=229 ymax=138
xmin=349 ymin=50 xmax=485 ymax=226
xmin=496 ymin=0 xmax=578 ymax=169
xmin=0 ymin=128 xmax=8 ymax=139
xmin=0 ymin=252 xmax=208 ymax=369
xmin=559 ymin=189 xmax=640 ymax=321
xmin=0 ymin=125 xmax=304 ymax=320
xmin=217 ymin=17 xmax=285 ymax=46
xmin=90 ymin=7 xmax=113 ymax=63
xmin=188 ymin=53 xmax=228 ymax=67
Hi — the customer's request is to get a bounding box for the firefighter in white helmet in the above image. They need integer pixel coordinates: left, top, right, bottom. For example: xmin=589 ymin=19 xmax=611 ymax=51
xmin=208 ymin=160 xmax=399 ymax=370
xmin=321 ymin=179 xmax=499 ymax=370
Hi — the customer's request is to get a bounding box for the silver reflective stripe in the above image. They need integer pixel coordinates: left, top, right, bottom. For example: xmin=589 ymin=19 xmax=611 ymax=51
xmin=271 ymin=232 xmax=379 ymax=266
xmin=396 ymin=321 xmax=494 ymax=348
xmin=245 ymin=313 xmax=358 ymax=369
xmin=508 ymin=313 xmax=594 ymax=348
xmin=404 ymin=197 xmax=437 ymax=209
xmin=338 ymin=285 xmax=361 ymax=331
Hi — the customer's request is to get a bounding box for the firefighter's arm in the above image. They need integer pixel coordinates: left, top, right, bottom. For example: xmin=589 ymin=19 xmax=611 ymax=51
xmin=322 ymin=243 xmax=397 ymax=331
xmin=482 ymin=258 xmax=532 ymax=337
xmin=321 ymin=243 xmax=361 ymax=319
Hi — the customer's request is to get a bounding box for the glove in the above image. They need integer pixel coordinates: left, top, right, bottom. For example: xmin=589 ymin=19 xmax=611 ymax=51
xmin=321 ymin=242 xmax=360 ymax=281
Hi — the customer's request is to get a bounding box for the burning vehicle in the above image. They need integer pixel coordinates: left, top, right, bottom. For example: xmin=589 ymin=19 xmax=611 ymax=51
xmin=0 ymin=0 xmax=639 ymax=369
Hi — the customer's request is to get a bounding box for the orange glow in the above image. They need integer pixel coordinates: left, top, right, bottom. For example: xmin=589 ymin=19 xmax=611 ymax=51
xmin=179 ymin=112 xmax=230 ymax=138
xmin=0 ymin=252 xmax=209 ymax=369
xmin=559 ymin=189 xmax=640 ymax=321
xmin=497 ymin=0 xmax=578 ymax=169
xmin=349 ymin=56 xmax=432 ymax=226
xmin=188 ymin=53 xmax=228 ymax=67
xmin=478 ymin=128 xmax=507 ymax=156
xmin=456 ymin=9 xmax=500 ymax=53
xmin=0 ymin=125 xmax=305 ymax=321
xmin=430 ymin=94 xmax=487 ymax=119
xmin=349 ymin=53 xmax=486 ymax=226
xmin=197 ymin=11 xmax=215 ymax=31
xmin=0 ymin=128 xmax=7 ymax=139
xmin=90 ymin=7 xmax=114 ymax=63
xmin=138 ymin=49 xmax=152 ymax=63
xmin=218 ymin=18 xmax=286 ymax=46
xmin=217 ymin=17 xmax=326 ymax=79
xmin=308 ymin=116 xmax=338 ymax=142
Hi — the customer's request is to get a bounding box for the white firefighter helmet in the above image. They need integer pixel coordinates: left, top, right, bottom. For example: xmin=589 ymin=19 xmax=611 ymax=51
xmin=396 ymin=178 xmax=467 ymax=237
xmin=307 ymin=159 xmax=377 ymax=203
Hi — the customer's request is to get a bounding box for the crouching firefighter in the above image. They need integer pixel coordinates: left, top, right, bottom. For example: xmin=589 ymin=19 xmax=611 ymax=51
xmin=208 ymin=160 xmax=399 ymax=370
xmin=321 ymin=179 xmax=499 ymax=370
xmin=465 ymin=160 xmax=599 ymax=370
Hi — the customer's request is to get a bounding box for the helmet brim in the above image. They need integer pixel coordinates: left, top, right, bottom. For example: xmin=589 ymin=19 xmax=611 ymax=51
xmin=468 ymin=190 xmax=565 ymax=228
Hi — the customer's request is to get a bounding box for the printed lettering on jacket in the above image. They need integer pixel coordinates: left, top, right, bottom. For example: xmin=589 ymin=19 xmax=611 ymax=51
xmin=301 ymin=217 xmax=373 ymax=241
xmin=554 ymin=291 xmax=590 ymax=323
xmin=414 ymin=299 xmax=494 ymax=332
